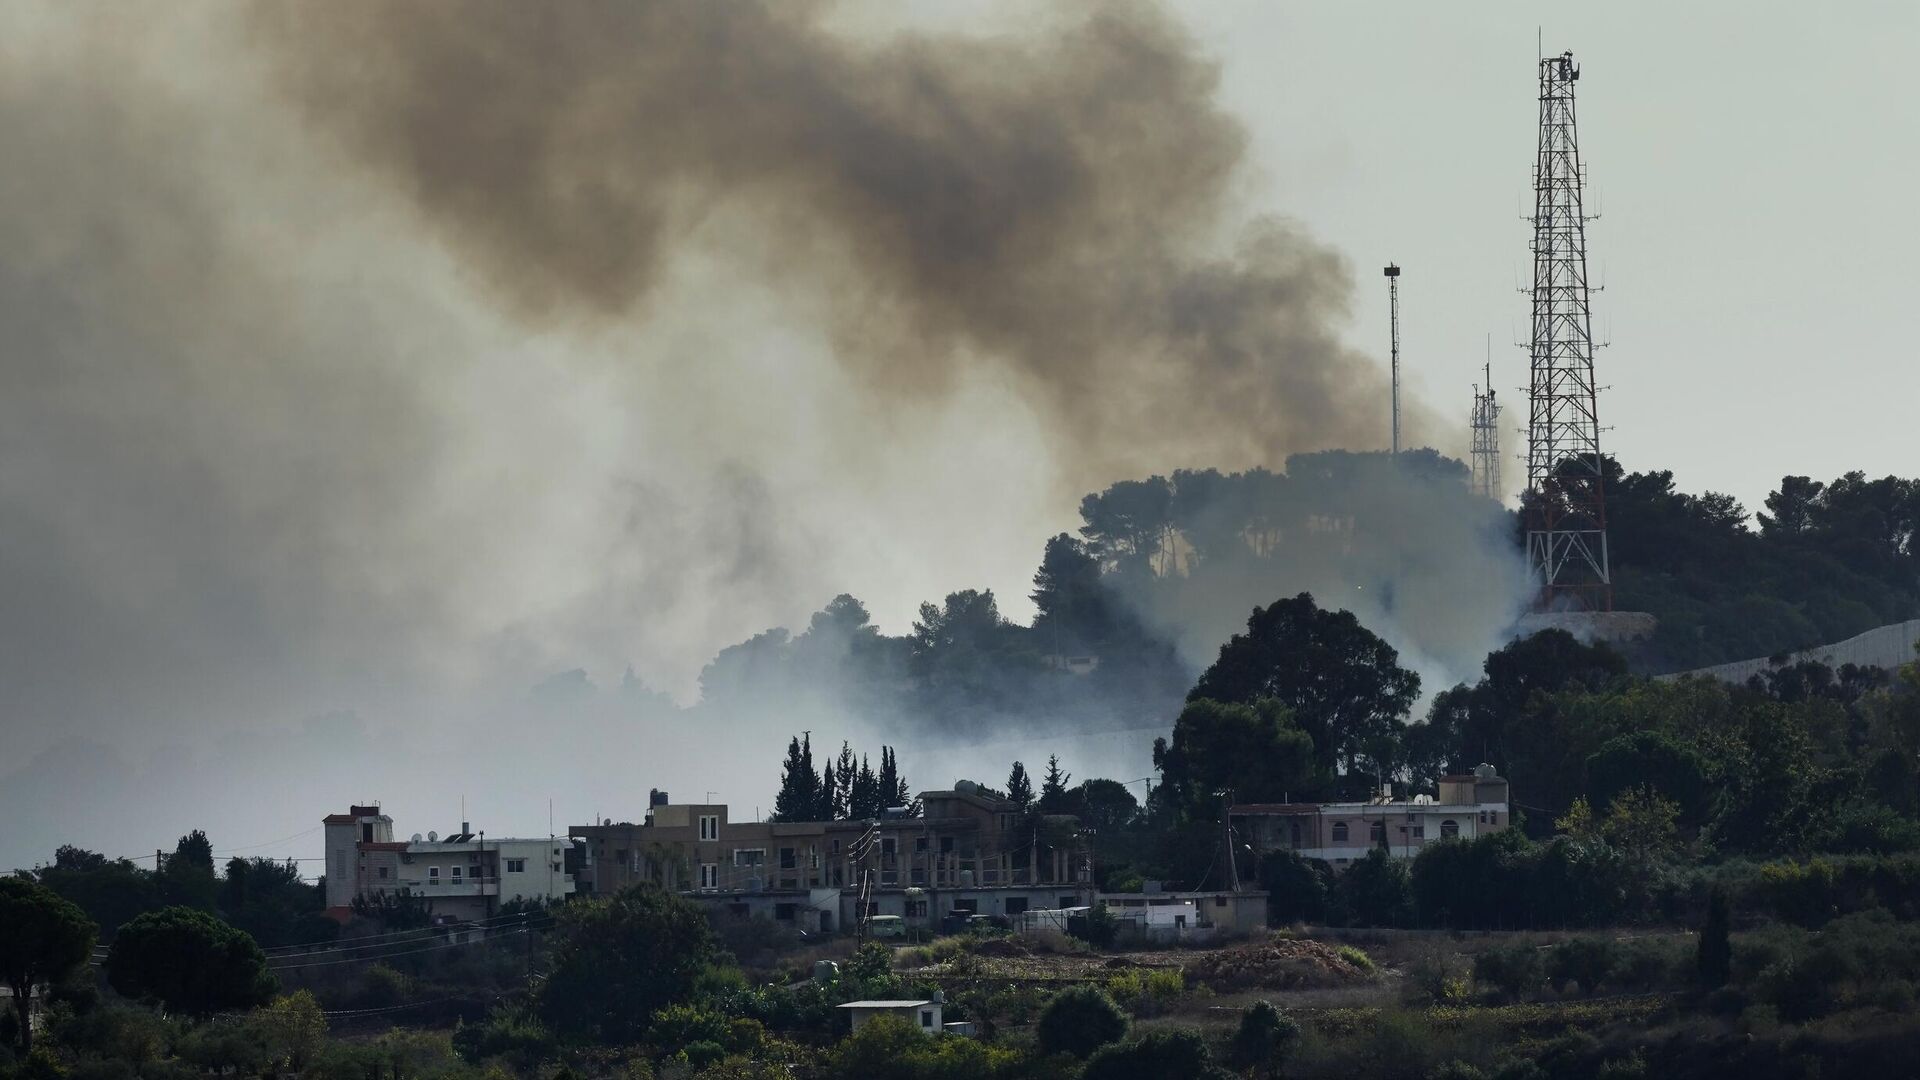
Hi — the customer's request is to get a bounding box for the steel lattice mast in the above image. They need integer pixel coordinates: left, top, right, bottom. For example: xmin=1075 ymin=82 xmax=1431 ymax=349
xmin=1470 ymin=357 xmax=1501 ymax=501
xmin=1384 ymin=264 xmax=1401 ymax=456
xmin=1524 ymin=51 xmax=1611 ymax=612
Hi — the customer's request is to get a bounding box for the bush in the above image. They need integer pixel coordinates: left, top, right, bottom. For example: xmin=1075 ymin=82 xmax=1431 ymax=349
xmin=1754 ymin=859 xmax=1840 ymax=927
xmin=1546 ymin=938 xmax=1618 ymax=994
xmin=844 ymin=941 xmax=894 ymax=982
xmin=1083 ymin=1030 xmax=1230 ymax=1080
xmin=1035 ymin=986 xmax=1128 ymax=1059
xmin=1228 ymin=1000 xmax=1299 ymax=1074
xmin=1473 ymin=945 xmax=1544 ymax=1002
xmin=1068 ymin=905 xmax=1120 ymax=949
xmin=450 ymin=1005 xmax=554 ymax=1068
xmin=1337 ymin=945 xmax=1376 ymax=974
xmin=1103 ymin=968 xmax=1185 ymax=1015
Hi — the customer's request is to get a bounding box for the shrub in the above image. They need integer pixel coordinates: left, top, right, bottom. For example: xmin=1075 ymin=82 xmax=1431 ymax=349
xmin=1546 ymin=938 xmax=1618 ymax=994
xmin=1083 ymin=1029 xmax=1230 ymax=1080
xmin=450 ymin=1005 xmax=554 ymax=1068
xmin=1227 ymin=1000 xmax=1300 ymax=1074
xmin=1338 ymin=945 xmax=1377 ymax=974
xmin=1068 ymin=905 xmax=1120 ymax=949
xmin=844 ymin=941 xmax=894 ymax=982
xmin=1473 ymin=945 xmax=1544 ymax=1002
xmin=1754 ymin=859 xmax=1840 ymax=927
xmin=1035 ymin=986 xmax=1128 ymax=1059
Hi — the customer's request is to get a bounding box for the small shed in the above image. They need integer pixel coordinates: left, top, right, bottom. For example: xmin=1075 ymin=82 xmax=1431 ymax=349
xmin=837 ymin=998 xmax=943 ymax=1034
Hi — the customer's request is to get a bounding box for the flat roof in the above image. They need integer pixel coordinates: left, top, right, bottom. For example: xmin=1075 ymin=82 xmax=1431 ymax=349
xmin=838 ymin=1000 xmax=934 ymax=1009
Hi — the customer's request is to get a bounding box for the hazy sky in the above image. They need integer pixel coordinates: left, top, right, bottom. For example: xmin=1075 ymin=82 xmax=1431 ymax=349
xmin=2 ymin=3 xmax=1914 ymax=870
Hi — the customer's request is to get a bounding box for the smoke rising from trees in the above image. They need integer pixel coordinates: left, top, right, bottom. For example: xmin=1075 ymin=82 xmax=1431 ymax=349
xmin=0 ymin=4 xmax=1484 ymax=870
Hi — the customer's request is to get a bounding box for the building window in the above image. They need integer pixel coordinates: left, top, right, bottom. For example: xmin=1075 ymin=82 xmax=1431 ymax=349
xmin=699 ymin=815 xmax=719 ymax=841
xmin=1369 ymin=821 xmax=1386 ymax=845
xmin=881 ymin=837 xmax=896 ymax=856
xmin=1331 ymin=822 xmax=1348 ymax=843
xmin=920 ymin=1010 xmax=934 ymax=1029
xmin=451 ymin=866 xmax=463 ymax=881
xmin=429 ymin=867 xmax=440 ymax=881
xmin=774 ymin=903 xmax=797 ymax=921
xmin=1216 ymin=896 xmax=1228 ymax=908
xmin=906 ymin=899 xmax=929 ymax=917
xmin=377 ymin=866 xmax=388 ymax=879
xmin=1489 ymin=812 xmax=1499 ymax=826
xmin=1412 ymin=825 xmax=1425 ymax=839
xmin=779 ymin=848 xmax=796 ymax=870
xmin=1441 ymin=819 xmax=1460 ymax=839
xmin=1289 ymin=820 xmax=1303 ymax=847
xmin=953 ymin=899 xmax=978 ymax=914
xmin=506 ymin=858 xmax=526 ymax=873
xmin=733 ymin=849 xmax=766 ymax=867
xmin=940 ymin=836 xmax=955 ymax=854
xmin=1005 ymin=897 xmax=1028 ymax=916
xmin=700 ymin=863 xmax=718 ymax=890
xmin=1060 ymin=896 xmax=1077 ymax=909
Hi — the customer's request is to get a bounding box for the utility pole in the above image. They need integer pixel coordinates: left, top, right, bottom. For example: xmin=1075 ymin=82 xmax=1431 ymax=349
xmin=1523 ymin=50 xmax=1612 ymax=611
xmin=1384 ymin=264 xmax=1402 ymax=456
xmin=1217 ymin=790 xmax=1240 ymax=892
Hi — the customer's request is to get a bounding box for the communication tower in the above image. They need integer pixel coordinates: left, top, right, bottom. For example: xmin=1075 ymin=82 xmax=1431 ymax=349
xmin=1470 ymin=357 xmax=1501 ymax=501
xmin=1523 ymin=51 xmax=1611 ymax=611
xmin=1384 ymin=264 xmax=1401 ymax=456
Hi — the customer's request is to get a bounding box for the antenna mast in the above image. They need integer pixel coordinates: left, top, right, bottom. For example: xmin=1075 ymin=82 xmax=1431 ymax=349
xmin=1384 ymin=264 xmax=1401 ymax=456
xmin=1523 ymin=51 xmax=1611 ymax=611
xmin=1471 ymin=350 xmax=1502 ymax=501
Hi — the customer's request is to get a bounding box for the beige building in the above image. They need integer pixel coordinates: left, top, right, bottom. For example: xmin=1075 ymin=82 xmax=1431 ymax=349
xmin=571 ymin=784 xmax=1091 ymax=934
xmin=322 ymin=805 xmax=577 ymax=923
xmin=1230 ymin=764 xmax=1513 ymax=868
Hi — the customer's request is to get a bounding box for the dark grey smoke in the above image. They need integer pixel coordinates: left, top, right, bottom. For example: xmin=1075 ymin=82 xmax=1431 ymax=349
xmin=252 ymin=2 xmax=1432 ymax=484
xmin=0 ymin=4 xmax=1463 ymax=871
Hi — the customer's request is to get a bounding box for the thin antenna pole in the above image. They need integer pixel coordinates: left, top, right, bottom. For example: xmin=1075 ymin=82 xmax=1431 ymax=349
xmin=1384 ymin=264 xmax=1402 ymax=455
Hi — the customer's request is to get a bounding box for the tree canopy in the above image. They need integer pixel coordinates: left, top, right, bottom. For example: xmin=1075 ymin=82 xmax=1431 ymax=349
xmin=0 ymin=876 xmax=97 ymax=1050
xmin=1189 ymin=592 xmax=1419 ymax=777
xmin=539 ymin=885 xmax=716 ymax=1044
xmin=106 ymin=906 xmax=275 ymax=1017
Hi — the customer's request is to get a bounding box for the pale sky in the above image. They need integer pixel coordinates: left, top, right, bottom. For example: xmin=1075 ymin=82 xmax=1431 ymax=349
xmin=2 ymin=3 xmax=1915 ymax=868
xmin=1191 ymin=1 xmax=1920 ymax=514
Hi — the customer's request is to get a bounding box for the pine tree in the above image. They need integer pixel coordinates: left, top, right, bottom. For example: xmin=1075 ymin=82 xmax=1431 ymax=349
xmin=820 ymin=761 xmax=838 ymax=822
xmin=834 ymin=742 xmax=857 ymax=819
xmin=852 ymin=755 xmax=879 ymax=820
xmin=873 ymin=746 xmax=914 ymax=816
xmin=1007 ymin=761 xmax=1033 ymax=811
xmin=772 ymin=735 xmax=821 ymax=822
xmin=1039 ymin=755 xmax=1071 ymax=813
xmin=877 ymin=748 xmax=901 ymax=812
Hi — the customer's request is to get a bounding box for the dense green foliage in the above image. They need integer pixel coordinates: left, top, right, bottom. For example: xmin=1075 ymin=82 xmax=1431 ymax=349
xmin=0 ymin=878 xmax=96 ymax=1051
xmin=106 ymin=906 xmax=275 ymax=1017
xmin=1034 ymin=986 xmax=1127 ymax=1059
xmin=538 ymin=885 xmax=716 ymax=1044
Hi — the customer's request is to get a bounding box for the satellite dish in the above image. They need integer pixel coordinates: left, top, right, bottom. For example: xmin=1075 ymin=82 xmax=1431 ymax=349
xmin=427 ymin=830 xmax=439 ymax=842
xmin=411 ymin=833 xmax=423 ymax=843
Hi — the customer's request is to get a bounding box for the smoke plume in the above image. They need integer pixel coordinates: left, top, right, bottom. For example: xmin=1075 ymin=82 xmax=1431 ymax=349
xmin=0 ymin=3 xmax=1471 ymax=870
xmin=251 ymin=1 xmax=1436 ymax=484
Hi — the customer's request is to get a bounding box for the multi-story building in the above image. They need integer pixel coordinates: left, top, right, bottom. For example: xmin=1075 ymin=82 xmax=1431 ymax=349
xmin=570 ymin=783 xmax=1092 ymax=934
xmin=322 ymin=805 xmax=578 ymax=923
xmin=1229 ymin=764 xmax=1513 ymax=868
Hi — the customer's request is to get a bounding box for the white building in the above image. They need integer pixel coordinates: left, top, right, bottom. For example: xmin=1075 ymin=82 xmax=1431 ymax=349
xmin=322 ymin=805 xmax=576 ymax=923
xmin=838 ymin=998 xmax=943 ymax=1034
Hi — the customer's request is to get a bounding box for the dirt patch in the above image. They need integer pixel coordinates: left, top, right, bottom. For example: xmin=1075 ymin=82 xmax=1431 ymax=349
xmin=1183 ymin=937 xmax=1372 ymax=991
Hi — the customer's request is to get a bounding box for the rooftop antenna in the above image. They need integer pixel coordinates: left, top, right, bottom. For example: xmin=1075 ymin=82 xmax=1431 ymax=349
xmin=1384 ymin=264 xmax=1402 ymax=455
